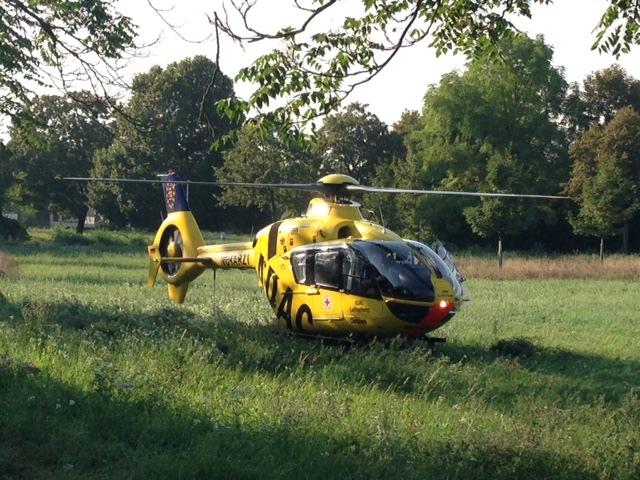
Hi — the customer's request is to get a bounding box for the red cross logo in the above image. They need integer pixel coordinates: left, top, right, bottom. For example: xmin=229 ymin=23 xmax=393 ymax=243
xmin=323 ymin=296 xmax=332 ymax=310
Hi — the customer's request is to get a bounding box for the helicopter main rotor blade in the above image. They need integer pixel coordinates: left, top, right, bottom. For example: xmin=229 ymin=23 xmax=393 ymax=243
xmin=64 ymin=177 xmax=321 ymax=192
xmin=64 ymin=177 xmax=569 ymax=199
xmin=207 ymin=181 xmax=320 ymax=192
xmin=345 ymin=185 xmax=569 ymax=200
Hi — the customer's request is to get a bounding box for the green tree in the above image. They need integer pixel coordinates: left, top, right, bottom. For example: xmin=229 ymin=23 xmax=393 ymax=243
xmin=583 ymin=65 xmax=640 ymax=124
xmin=413 ymin=35 xmax=569 ymax=251
xmin=564 ymin=65 xmax=640 ymax=136
xmin=216 ymin=126 xmax=320 ymax=221
xmin=8 ymin=93 xmax=112 ymax=233
xmin=562 ymin=82 xmax=590 ymax=141
xmin=88 ymin=56 xmax=236 ymax=229
xmin=567 ymin=107 xmax=640 ymax=254
xmin=366 ymin=110 xmax=428 ymax=237
xmin=564 ymin=65 xmax=640 ymax=142
xmin=208 ymin=1 xmax=639 ymax=132
xmin=0 ymin=0 xmax=135 ymax=117
xmin=0 ymin=143 xmax=12 ymax=215
xmin=314 ymin=103 xmax=402 ymax=184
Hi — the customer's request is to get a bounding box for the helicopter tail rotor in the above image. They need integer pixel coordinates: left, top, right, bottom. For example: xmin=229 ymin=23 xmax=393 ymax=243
xmin=147 ymin=172 xmax=208 ymax=303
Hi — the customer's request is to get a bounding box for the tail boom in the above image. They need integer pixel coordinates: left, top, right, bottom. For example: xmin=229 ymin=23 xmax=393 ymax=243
xmin=197 ymin=242 xmax=256 ymax=270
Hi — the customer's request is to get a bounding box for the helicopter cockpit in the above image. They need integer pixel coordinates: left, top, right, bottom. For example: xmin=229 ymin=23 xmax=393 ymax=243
xmin=290 ymin=240 xmax=437 ymax=303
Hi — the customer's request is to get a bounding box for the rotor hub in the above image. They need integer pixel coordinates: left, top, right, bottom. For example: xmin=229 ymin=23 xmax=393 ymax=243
xmin=167 ymin=241 xmax=181 ymax=257
xmin=159 ymin=225 xmax=184 ymax=276
xmin=316 ymin=174 xmax=359 ymax=203
xmin=317 ymin=174 xmax=359 ymax=186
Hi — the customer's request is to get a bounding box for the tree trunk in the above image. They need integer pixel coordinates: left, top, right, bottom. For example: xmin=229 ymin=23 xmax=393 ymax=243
xmin=269 ymin=192 xmax=277 ymax=223
xmin=76 ymin=207 xmax=88 ymax=234
xmin=497 ymin=236 xmax=504 ymax=271
xmin=622 ymin=221 xmax=630 ymax=254
xmin=599 ymin=236 xmax=604 ymax=263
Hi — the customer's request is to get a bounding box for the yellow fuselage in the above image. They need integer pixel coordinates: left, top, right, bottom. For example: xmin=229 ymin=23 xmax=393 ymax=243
xmin=149 ymin=194 xmax=460 ymax=338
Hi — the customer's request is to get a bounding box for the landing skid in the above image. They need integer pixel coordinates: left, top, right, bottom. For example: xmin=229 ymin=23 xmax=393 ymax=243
xmin=422 ymin=336 xmax=446 ymax=345
xmin=272 ymin=328 xmax=446 ymax=348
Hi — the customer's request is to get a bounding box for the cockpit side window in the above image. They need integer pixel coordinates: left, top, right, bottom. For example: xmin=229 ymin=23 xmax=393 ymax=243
xmin=291 ymin=248 xmax=344 ymax=289
xmin=291 ymin=251 xmax=314 ymax=285
xmin=314 ymin=250 xmax=342 ymax=289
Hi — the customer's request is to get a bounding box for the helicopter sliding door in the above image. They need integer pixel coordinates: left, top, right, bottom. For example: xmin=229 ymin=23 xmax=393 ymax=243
xmin=340 ymin=248 xmax=385 ymax=331
xmin=290 ymin=246 xmax=385 ymax=335
xmin=312 ymin=250 xmax=344 ymax=324
xmin=290 ymin=248 xmax=343 ymax=333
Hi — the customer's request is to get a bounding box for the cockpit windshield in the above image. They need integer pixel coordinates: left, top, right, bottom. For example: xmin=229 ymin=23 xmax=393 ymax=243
xmin=351 ymin=241 xmax=435 ymax=302
xmin=406 ymin=240 xmax=466 ymax=300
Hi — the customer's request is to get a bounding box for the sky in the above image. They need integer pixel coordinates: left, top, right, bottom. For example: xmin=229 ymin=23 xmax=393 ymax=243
xmin=112 ymin=0 xmax=640 ymax=127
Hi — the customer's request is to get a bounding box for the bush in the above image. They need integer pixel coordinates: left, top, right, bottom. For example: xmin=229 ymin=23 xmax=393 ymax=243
xmin=50 ymin=228 xmax=151 ymax=247
xmin=51 ymin=228 xmax=92 ymax=245
xmin=89 ymin=230 xmax=150 ymax=247
xmin=0 ymin=217 xmax=29 ymax=242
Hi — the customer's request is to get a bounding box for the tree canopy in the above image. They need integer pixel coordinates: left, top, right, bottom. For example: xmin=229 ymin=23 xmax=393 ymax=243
xmin=216 ymin=127 xmax=320 ymax=221
xmin=315 ymin=103 xmax=402 ymax=184
xmin=217 ymin=102 xmax=401 ymax=220
xmin=565 ymin=65 xmax=640 ymax=136
xmin=8 ymin=92 xmax=113 ymax=232
xmin=399 ymin=35 xmax=569 ymax=244
xmin=567 ymin=106 xmax=640 ymax=251
xmin=208 ymin=0 xmax=640 ymax=132
xmin=88 ymin=56 xmax=236 ymax=229
xmin=0 ymin=143 xmax=12 ymax=215
xmin=583 ymin=65 xmax=640 ymax=124
xmin=0 ymin=0 xmax=136 ymax=118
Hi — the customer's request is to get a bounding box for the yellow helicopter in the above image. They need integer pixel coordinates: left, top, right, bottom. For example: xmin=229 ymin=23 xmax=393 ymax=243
xmin=69 ymin=171 xmax=566 ymax=339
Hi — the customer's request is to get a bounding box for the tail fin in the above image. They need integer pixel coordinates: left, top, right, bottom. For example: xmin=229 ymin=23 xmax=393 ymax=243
xmin=160 ymin=170 xmax=190 ymax=213
xmin=147 ymin=171 xmax=207 ymax=304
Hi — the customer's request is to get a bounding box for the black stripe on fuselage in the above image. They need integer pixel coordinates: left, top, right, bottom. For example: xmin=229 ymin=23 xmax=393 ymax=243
xmin=267 ymin=221 xmax=283 ymax=259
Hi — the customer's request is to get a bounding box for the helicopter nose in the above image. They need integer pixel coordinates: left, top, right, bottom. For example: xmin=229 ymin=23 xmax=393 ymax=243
xmin=405 ymin=298 xmax=456 ymax=337
xmin=424 ymin=298 xmax=456 ymax=328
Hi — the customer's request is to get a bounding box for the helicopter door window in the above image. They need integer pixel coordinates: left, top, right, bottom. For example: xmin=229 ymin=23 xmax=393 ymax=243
xmin=314 ymin=250 xmax=342 ymax=290
xmin=291 ymin=251 xmax=314 ymax=286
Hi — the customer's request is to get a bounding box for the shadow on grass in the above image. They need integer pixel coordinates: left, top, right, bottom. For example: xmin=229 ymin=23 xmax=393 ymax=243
xmin=0 ymin=357 xmax=599 ymax=480
xmin=2 ymin=297 xmax=639 ymax=414
xmin=437 ymin=340 xmax=640 ymax=406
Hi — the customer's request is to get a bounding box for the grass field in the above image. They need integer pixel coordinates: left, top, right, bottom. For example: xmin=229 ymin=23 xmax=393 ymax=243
xmin=1 ymin=234 xmax=639 ymax=479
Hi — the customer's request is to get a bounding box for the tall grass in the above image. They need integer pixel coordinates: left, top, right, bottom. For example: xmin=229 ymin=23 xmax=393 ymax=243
xmin=457 ymin=254 xmax=640 ymax=279
xmin=0 ymin=234 xmax=639 ymax=479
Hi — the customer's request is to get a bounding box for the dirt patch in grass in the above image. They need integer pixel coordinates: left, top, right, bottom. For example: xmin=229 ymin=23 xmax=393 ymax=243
xmin=0 ymin=251 xmax=17 ymax=277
